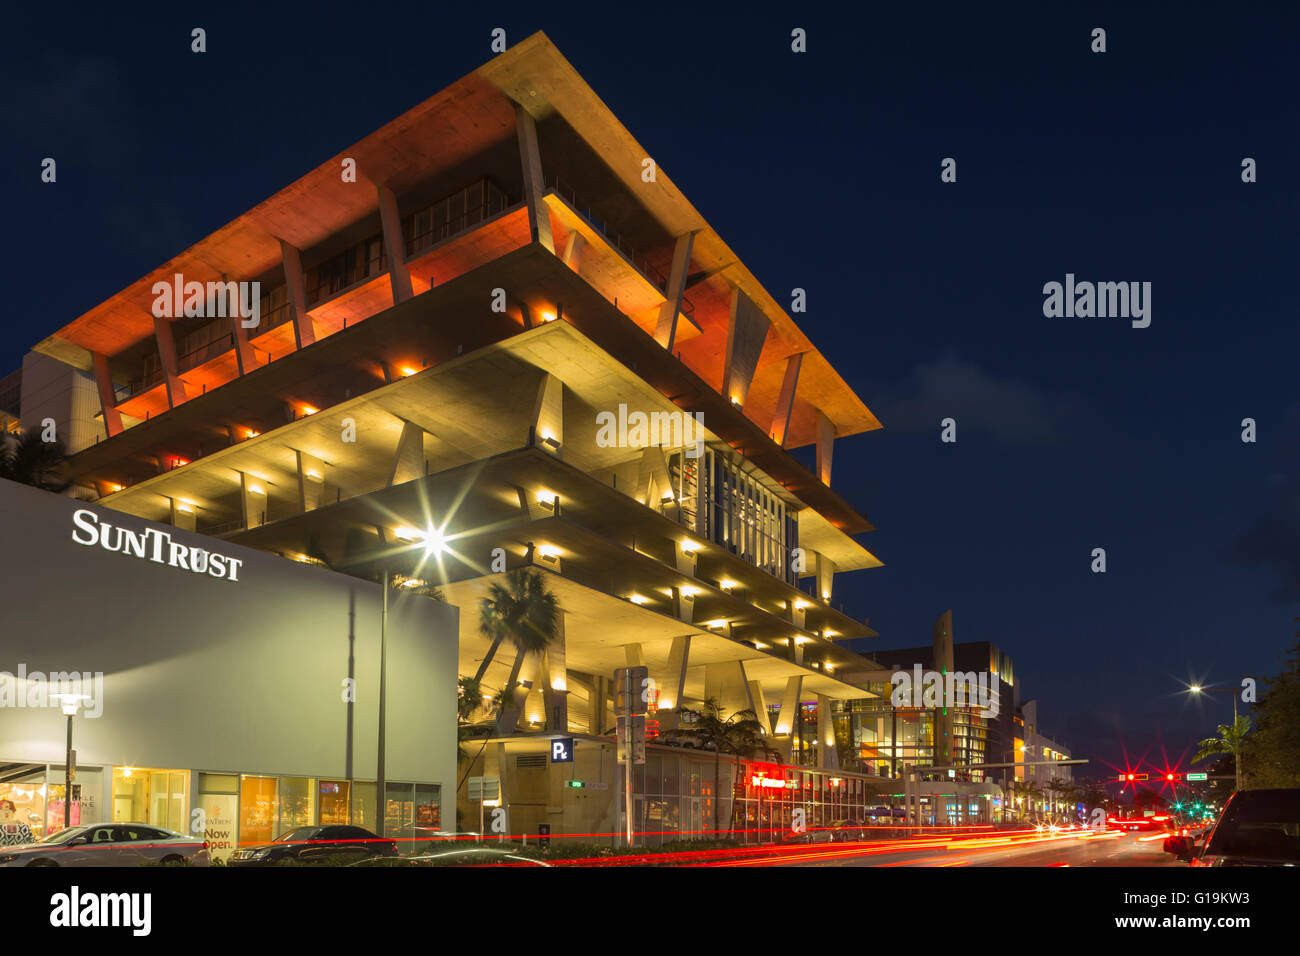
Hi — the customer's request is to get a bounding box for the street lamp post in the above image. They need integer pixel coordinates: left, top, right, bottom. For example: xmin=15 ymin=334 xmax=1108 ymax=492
xmin=1188 ymin=684 xmax=1243 ymax=791
xmin=50 ymin=693 xmax=89 ymax=832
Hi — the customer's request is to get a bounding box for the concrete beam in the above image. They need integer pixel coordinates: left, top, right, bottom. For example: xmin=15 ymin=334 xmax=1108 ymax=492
xmin=541 ymin=612 xmax=568 ymax=733
xmin=515 ymin=104 xmax=554 ymax=254
xmin=151 ymin=316 xmax=187 ymax=409
xmin=749 ymin=680 xmax=772 ymax=735
xmin=377 ymin=182 xmax=414 ymax=304
xmin=815 ymin=410 xmax=835 ymax=486
xmin=657 ymin=635 xmax=691 ymax=729
xmin=90 ymin=351 xmax=123 ymax=437
xmin=652 ymin=232 xmax=694 ymax=350
xmin=229 ymin=305 xmax=261 ymax=375
xmin=239 ymin=471 xmax=267 ymax=530
xmin=815 ymin=550 xmax=837 ymax=603
xmin=720 ymin=288 xmax=771 ymax=408
xmin=769 ymin=352 xmax=803 ymax=446
xmin=278 ymin=239 xmax=316 ymax=350
xmin=703 ymin=660 xmax=754 ymax=717
xmin=387 ymin=419 xmax=424 ymax=487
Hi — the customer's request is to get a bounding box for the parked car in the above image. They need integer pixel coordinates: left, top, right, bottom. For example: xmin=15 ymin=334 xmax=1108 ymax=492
xmin=1165 ymin=788 xmax=1300 ymax=867
xmin=654 ymin=728 xmax=716 ymax=751
xmin=0 ymin=823 xmax=209 ymax=867
xmin=827 ymin=819 xmax=867 ymax=841
xmin=227 ymin=825 xmax=397 ymax=866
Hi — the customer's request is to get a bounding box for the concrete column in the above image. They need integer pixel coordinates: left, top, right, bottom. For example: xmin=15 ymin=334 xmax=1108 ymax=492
xmin=769 ymin=352 xmax=803 ymax=446
xmin=591 ymin=676 xmax=610 ymax=735
xmin=652 ymin=232 xmax=695 ymax=350
xmin=387 ymin=419 xmax=424 ymax=486
xmin=296 ymin=450 xmax=325 ymax=513
xmin=531 ymin=372 xmax=563 ymax=454
xmin=637 ymin=447 xmax=674 ymax=513
xmin=814 ymin=550 xmax=836 ymax=602
xmin=377 ymin=183 xmax=414 ymax=304
xmin=815 ymin=410 xmax=835 ymax=486
xmin=774 ymin=676 xmax=803 ymax=735
xmin=152 ymin=316 xmax=187 ymax=408
xmin=670 ymin=585 xmax=695 ymax=624
xmin=169 ymin=497 xmax=196 ymax=532
xmin=720 ymin=288 xmax=771 ymax=408
xmin=229 ymin=307 xmax=260 ymax=375
xmin=239 ymin=471 xmax=266 ymax=530
xmin=279 ymin=239 xmax=316 ymax=350
xmin=748 ymin=680 xmax=772 ymax=734
xmin=658 ymin=635 xmax=691 ymax=729
xmin=497 ymin=650 xmax=540 ymax=734
xmin=90 ymin=351 xmax=123 ymax=437
xmin=817 ymin=694 xmax=840 ymax=770
xmin=515 ymin=104 xmax=554 ymax=254
xmin=541 ymin=613 xmax=569 ymax=733
xmin=624 ymin=644 xmax=644 ymax=668
xmin=561 ymin=231 xmax=585 ymax=271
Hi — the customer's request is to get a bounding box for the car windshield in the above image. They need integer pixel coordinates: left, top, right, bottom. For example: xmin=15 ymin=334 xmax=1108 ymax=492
xmin=34 ymin=826 xmax=90 ymax=845
xmin=1206 ymin=791 xmax=1300 ymax=861
xmin=273 ymin=826 xmax=322 ymax=844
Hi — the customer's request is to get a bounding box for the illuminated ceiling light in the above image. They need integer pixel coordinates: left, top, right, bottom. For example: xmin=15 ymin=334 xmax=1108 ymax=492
xmin=661 ymin=489 xmax=675 ymax=502
xmin=400 ymin=578 xmax=422 ymax=588
xmin=535 ymin=490 xmax=558 ymax=508
xmin=106 ymin=483 xmax=123 ymax=493
xmin=249 ymin=485 xmax=265 ymax=496
xmin=680 ymin=540 xmax=700 ymax=557
xmin=245 ymin=429 xmax=260 ymax=438
xmin=628 ymin=594 xmax=649 ymax=605
xmin=540 ymin=431 xmax=561 ymax=450
xmin=539 ymin=311 xmax=557 ymax=323
xmin=821 ymin=590 xmax=830 ymax=600
xmin=301 ymin=405 xmax=318 ymax=416
xmin=537 ymin=545 xmax=560 ymax=563
xmin=305 ymin=470 xmax=322 ymax=480
xmin=752 ymin=642 xmax=767 ymax=650
xmin=718 ymin=579 xmax=738 ymax=591
xmin=793 ymin=636 xmax=809 ymax=645
xmin=794 ymin=600 xmax=810 ymax=610
xmin=729 ymin=396 xmax=743 ymax=408
xmin=423 ymin=527 xmax=447 ymax=556
xmin=823 ymin=628 xmax=839 ymax=638
xmin=680 ymin=585 xmax=700 ymax=597
xmin=400 ymin=366 xmax=419 ymax=377
xmin=705 ymin=619 xmax=727 ymax=629
xmin=393 ymin=527 xmax=420 ymax=542
xmin=176 ymin=502 xmax=194 ymax=514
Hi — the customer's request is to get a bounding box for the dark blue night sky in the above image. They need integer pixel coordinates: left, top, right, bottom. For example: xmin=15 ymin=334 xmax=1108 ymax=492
xmin=3 ymin=3 xmax=1297 ymax=778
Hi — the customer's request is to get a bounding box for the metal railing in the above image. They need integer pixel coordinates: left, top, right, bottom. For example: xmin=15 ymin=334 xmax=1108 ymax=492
xmin=404 ymin=180 xmax=512 ymax=258
xmin=549 ymin=177 xmax=694 ymax=316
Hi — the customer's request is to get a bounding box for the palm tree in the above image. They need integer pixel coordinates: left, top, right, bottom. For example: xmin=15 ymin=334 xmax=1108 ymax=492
xmin=1194 ymin=715 xmax=1253 ymax=790
xmin=678 ymin=697 xmax=777 ymax=835
xmin=1044 ymin=777 xmax=1078 ymax=821
xmin=0 ymin=427 xmax=69 ymax=491
xmin=475 ymin=569 xmax=560 ymax=732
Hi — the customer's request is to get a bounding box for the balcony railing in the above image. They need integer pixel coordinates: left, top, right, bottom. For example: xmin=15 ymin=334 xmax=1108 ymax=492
xmin=549 ymin=177 xmax=694 ymax=317
xmin=404 ymin=179 xmax=512 ymax=258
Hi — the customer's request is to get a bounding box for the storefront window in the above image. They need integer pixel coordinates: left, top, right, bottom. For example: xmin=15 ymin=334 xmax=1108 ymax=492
xmin=239 ymin=775 xmax=278 ymax=845
xmin=279 ymin=777 xmax=316 ymax=831
xmin=414 ymin=784 xmax=441 ymax=834
xmin=198 ymin=774 xmax=239 ymax=862
xmin=0 ymin=773 xmax=47 ymax=842
xmin=385 ymin=783 xmax=414 ymax=843
xmin=352 ymin=782 xmax=376 ymax=832
xmin=112 ymin=767 xmax=188 ymax=831
xmin=319 ymin=781 xmax=351 ymax=824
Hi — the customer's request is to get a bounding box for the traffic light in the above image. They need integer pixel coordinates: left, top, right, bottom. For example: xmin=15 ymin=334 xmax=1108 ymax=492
xmin=1165 ymin=773 xmax=1178 ymax=781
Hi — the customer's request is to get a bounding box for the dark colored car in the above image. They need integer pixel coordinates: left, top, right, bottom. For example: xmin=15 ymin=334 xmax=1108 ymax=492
xmin=1166 ymin=788 xmax=1300 ymax=867
xmin=227 ymin=825 xmax=398 ymax=866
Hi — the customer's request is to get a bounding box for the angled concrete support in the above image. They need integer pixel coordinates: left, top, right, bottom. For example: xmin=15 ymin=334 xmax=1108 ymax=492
xmin=817 ymin=694 xmax=840 ymax=770
xmin=376 ymin=182 xmax=414 ymax=304
xmin=815 ymin=410 xmax=835 ymax=486
xmin=748 ymin=680 xmax=772 ymax=734
xmin=279 ymin=239 xmax=316 ymax=350
xmin=239 ymin=471 xmax=267 ymax=530
xmin=652 ymin=232 xmax=695 ymax=350
xmin=720 ymin=288 xmax=771 ymax=408
xmin=531 ymin=372 xmax=563 ymax=455
xmin=229 ymin=307 xmax=261 ymax=375
xmin=591 ymin=675 xmax=610 ymax=734
xmin=636 ymin=446 xmax=675 ymax=517
xmin=774 ymin=675 xmax=804 ymax=736
xmin=152 ymin=316 xmax=187 ymax=409
xmin=703 ymin=660 xmax=754 ymax=717
xmin=561 ymin=230 xmax=585 ymax=271
xmin=541 ymin=612 xmax=569 ymax=733
xmin=770 ymin=352 xmax=804 ymax=445
xmin=515 ymin=104 xmax=554 ymax=254
xmin=296 ymin=450 xmax=325 ymax=513
xmin=91 ymin=351 xmax=123 ymax=437
xmin=387 ymin=419 xmax=424 ymax=487
xmin=496 ymin=649 xmax=540 ymax=734
xmin=814 ymin=550 xmax=837 ymax=602
xmin=657 ymin=635 xmax=692 ymax=729
xmin=624 ymin=643 xmax=644 ymax=668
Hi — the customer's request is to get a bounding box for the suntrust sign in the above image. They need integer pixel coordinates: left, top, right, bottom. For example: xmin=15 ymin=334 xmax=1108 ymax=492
xmin=71 ymin=509 xmax=244 ymax=581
